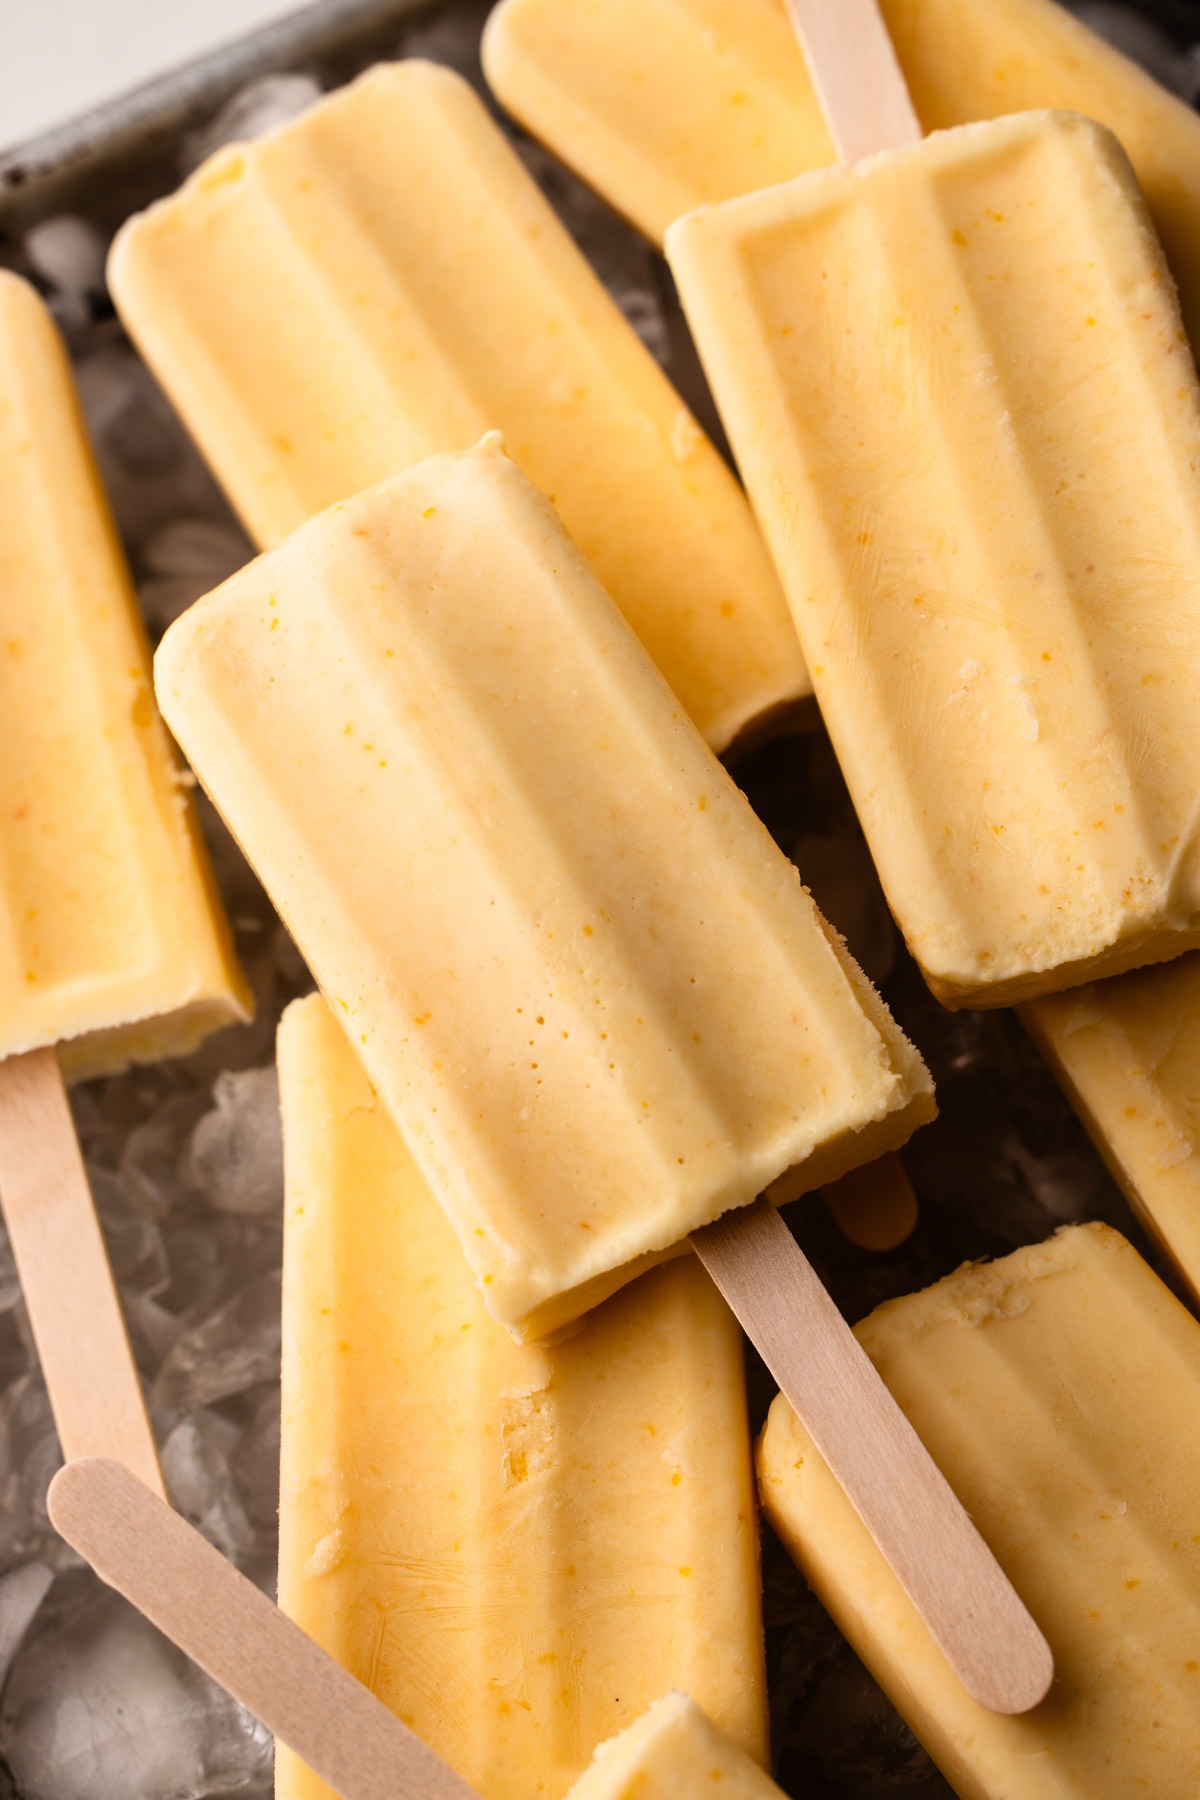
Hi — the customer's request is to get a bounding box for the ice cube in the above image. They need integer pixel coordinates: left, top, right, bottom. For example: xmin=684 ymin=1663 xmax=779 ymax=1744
xmin=0 ymin=1223 xmax=23 ymax=1320
xmin=187 ymin=1069 xmax=283 ymax=1219
xmin=139 ymin=518 xmax=252 ymax=630
xmin=89 ymin=1169 xmax=170 ymax=1298
xmin=119 ymin=1093 xmax=212 ymax=1219
xmin=23 ymin=217 xmax=107 ymax=296
xmin=183 ymin=74 xmax=323 ymax=172
xmin=72 ymin=347 xmax=236 ymax=558
xmin=0 ymin=1564 xmax=53 ymax=1691
xmin=0 ymin=1377 xmax=68 ymax=1572
xmin=151 ymin=1273 xmax=282 ymax=1414
xmin=162 ymin=1411 xmax=256 ymax=1566
xmin=0 ymin=1574 xmax=272 ymax=1800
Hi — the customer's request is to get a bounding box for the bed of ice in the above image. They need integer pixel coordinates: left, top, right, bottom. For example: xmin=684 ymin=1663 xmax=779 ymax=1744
xmin=2 ymin=2 xmax=1197 ymax=1795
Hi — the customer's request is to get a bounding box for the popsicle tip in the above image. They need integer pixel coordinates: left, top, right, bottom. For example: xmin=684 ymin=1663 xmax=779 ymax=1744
xmin=0 ymin=267 xmax=38 ymax=309
xmin=479 ymin=0 xmax=514 ymax=81
xmin=48 ymin=1455 xmax=120 ymax=1535
xmin=662 ymin=210 xmax=696 ymax=258
xmin=959 ymin=1616 xmax=1055 ymax=1716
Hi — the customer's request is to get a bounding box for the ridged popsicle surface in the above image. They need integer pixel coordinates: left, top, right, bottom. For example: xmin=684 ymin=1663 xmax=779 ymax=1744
xmin=483 ymin=0 xmax=1200 ymax=346
xmin=276 ymin=998 xmax=768 ymax=1800
xmin=669 ymin=113 xmax=1200 ymax=1005
xmin=0 ymin=273 xmax=249 ymax=1078
xmin=759 ymin=1223 xmax=1200 ymax=1798
xmin=155 ymin=443 xmax=932 ymax=1335
xmin=1024 ymin=955 xmax=1200 ymax=1305
xmin=110 ymin=60 xmax=806 ymax=753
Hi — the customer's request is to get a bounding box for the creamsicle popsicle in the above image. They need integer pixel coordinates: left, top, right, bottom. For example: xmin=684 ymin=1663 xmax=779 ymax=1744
xmin=54 ymin=1470 xmax=777 ymax=1800
xmin=108 ymin=60 xmax=806 ymax=754
xmin=565 ymin=1695 xmax=788 ymax=1800
xmin=1024 ymin=957 xmax=1200 ymax=1308
xmin=158 ymin=444 xmax=1053 ymax=1709
xmin=483 ymin=0 xmax=1200 ymax=342
xmin=0 ymin=273 xmax=249 ymax=1077
xmin=47 ymin=1458 xmax=486 ymax=1800
xmin=758 ymin=1223 xmax=1200 ymax=1797
xmin=155 ymin=438 xmax=932 ymax=1340
xmin=0 ymin=274 xmax=250 ymax=1493
xmin=276 ymin=996 xmax=767 ymax=1800
xmin=668 ymin=109 xmax=1200 ymax=1007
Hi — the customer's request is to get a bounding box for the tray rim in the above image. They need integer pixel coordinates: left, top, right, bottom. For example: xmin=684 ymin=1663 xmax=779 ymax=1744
xmin=0 ymin=0 xmax=433 ymax=219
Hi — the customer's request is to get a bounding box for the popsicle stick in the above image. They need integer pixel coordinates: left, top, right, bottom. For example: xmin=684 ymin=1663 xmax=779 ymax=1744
xmin=48 ymin=1458 xmax=483 ymax=1800
xmin=0 ymin=1049 xmax=164 ymax=1498
xmin=692 ymin=1199 xmax=1054 ymax=1715
xmin=823 ymin=1153 xmax=919 ymax=1252
xmin=783 ymin=0 xmax=922 ymax=162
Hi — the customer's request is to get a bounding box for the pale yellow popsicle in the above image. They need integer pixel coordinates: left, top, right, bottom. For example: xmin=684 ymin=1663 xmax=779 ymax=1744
xmin=1024 ymin=957 xmax=1200 ymax=1307
xmin=759 ymin=1223 xmax=1200 ymax=1799
xmin=668 ymin=110 xmax=1200 ymax=1008
xmin=276 ymin=996 xmax=767 ymax=1800
xmin=565 ymin=1694 xmax=787 ymax=1800
xmin=0 ymin=272 xmax=250 ymax=1078
xmin=482 ymin=0 xmax=1200 ymax=342
xmin=155 ymin=440 xmax=933 ymax=1337
xmin=109 ymin=59 xmax=806 ymax=754
xmin=0 ymin=273 xmax=250 ymax=1497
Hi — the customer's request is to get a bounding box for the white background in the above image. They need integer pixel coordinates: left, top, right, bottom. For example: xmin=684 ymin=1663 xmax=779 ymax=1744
xmin=0 ymin=0 xmax=303 ymax=150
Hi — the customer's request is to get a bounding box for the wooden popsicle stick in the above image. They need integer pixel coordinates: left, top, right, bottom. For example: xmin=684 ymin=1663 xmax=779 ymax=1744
xmin=823 ymin=1152 xmax=919 ymax=1252
xmin=0 ymin=1049 xmax=164 ymax=1498
xmin=692 ymin=1199 xmax=1054 ymax=1715
xmin=782 ymin=7 xmax=919 ymax=1267
xmin=48 ymin=1457 xmax=483 ymax=1800
xmin=783 ymin=0 xmax=922 ymax=162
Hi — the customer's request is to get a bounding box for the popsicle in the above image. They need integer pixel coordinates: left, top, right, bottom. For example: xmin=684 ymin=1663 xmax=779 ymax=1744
xmin=50 ymin=1462 xmax=775 ymax=1800
xmin=667 ymin=11 xmax=1200 ymax=1008
xmin=759 ymin=1221 xmax=1200 ymax=1797
xmin=48 ymin=1457 xmax=484 ymax=1800
xmin=157 ymin=439 xmax=929 ymax=1337
xmin=483 ymin=0 xmax=1200 ymax=345
xmin=1024 ymin=957 xmax=1200 ymax=1308
xmin=0 ymin=276 xmax=249 ymax=1076
xmin=276 ymin=993 xmax=767 ymax=1800
xmin=564 ymin=1694 xmax=790 ymax=1800
xmin=108 ymin=59 xmax=806 ymax=754
xmin=0 ymin=274 xmax=251 ymax=1495
xmin=155 ymin=437 xmax=1050 ymax=1712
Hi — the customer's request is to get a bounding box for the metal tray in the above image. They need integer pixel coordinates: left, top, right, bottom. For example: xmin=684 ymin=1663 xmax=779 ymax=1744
xmin=1 ymin=4 xmax=1199 ymax=1798
xmin=0 ymin=0 xmax=435 ymax=234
